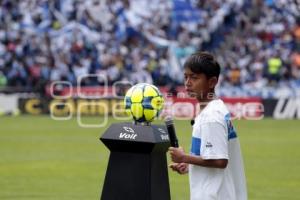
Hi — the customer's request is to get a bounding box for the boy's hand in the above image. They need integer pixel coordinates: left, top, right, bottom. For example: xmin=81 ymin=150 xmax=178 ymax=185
xmin=169 ymin=147 xmax=186 ymax=163
xmin=169 ymin=163 xmax=189 ymax=174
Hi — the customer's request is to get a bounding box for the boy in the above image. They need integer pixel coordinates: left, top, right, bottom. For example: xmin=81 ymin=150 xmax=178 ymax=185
xmin=169 ymin=52 xmax=247 ymax=200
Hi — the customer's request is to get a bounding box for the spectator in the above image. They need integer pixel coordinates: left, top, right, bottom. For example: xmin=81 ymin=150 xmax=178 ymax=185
xmin=0 ymin=71 xmax=7 ymax=87
xmin=266 ymin=56 xmax=283 ymax=84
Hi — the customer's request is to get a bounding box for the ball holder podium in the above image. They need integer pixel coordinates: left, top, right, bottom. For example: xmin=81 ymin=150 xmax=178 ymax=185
xmin=100 ymin=122 xmax=171 ymax=200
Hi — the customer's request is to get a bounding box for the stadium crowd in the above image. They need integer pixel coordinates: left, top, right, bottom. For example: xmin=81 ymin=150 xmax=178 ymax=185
xmin=0 ymin=0 xmax=299 ymax=97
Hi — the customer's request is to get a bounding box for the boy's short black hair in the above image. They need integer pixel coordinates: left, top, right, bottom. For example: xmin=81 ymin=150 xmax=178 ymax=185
xmin=183 ymin=52 xmax=221 ymax=80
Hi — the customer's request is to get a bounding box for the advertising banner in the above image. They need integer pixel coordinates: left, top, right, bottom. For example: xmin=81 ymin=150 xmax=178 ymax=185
xmin=18 ymin=97 xmax=267 ymax=120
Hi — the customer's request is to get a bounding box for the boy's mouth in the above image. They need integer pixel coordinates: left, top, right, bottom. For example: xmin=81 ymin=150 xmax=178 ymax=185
xmin=185 ymin=88 xmax=193 ymax=92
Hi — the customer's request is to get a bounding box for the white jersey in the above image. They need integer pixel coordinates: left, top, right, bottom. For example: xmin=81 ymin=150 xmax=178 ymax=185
xmin=189 ymin=99 xmax=247 ymax=200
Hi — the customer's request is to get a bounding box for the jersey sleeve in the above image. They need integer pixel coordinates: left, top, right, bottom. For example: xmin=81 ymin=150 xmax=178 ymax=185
xmin=199 ymin=122 xmax=229 ymax=160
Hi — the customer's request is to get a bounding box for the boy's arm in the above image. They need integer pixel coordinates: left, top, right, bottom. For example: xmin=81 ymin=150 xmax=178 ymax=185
xmin=183 ymin=154 xmax=228 ymax=168
xmin=169 ymin=147 xmax=228 ymax=169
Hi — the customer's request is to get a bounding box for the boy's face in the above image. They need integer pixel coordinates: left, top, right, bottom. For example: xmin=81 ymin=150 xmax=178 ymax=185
xmin=184 ymin=68 xmax=215 ymax=101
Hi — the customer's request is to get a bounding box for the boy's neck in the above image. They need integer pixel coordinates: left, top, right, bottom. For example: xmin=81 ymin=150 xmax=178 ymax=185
xmin=197 ymin=92 xmax=216 ymax=111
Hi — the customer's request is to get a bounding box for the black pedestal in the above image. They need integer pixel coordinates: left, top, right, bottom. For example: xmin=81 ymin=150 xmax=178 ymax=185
xmin=100 ymin=122 xmax=171 ymax=200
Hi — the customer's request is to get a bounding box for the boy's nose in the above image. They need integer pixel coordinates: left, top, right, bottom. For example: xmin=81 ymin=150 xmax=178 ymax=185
xmin=185 ymin=79 xmax=191 ymax=87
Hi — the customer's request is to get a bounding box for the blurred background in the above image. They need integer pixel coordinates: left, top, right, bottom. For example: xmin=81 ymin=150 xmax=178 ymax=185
xmin=0 ymin=0 xmax=300 ymax=199
xmin=0 ymin=0 xmax=299 ymax=96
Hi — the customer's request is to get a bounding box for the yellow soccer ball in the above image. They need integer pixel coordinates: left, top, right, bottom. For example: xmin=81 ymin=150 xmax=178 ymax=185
xmin=124 ymin=83 xmax=164 ymax=123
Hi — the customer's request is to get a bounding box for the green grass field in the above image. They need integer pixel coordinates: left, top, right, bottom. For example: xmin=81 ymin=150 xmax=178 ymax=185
xmin=0 ymin=116 xmax=300 ymax=200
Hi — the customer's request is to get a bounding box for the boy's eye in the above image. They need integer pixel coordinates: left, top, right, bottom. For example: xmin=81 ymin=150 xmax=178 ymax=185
xmin=184 ymin=75 xmax=198 ymax=80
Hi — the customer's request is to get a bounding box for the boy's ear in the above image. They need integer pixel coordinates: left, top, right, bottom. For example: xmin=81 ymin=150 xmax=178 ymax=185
xmin=208 ymin=77 xmax=218 ymax=89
